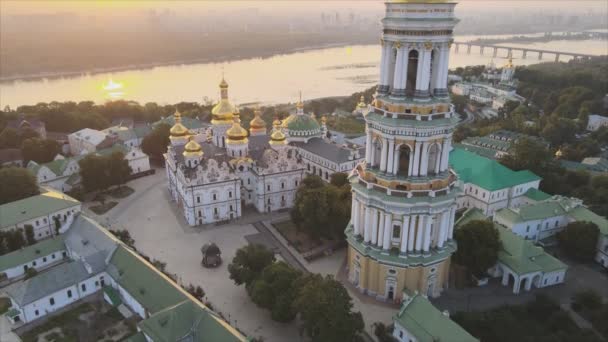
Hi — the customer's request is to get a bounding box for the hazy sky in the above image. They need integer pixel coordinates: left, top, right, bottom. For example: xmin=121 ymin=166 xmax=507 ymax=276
xmin=2 ymin=0 xmax=607 ymax=16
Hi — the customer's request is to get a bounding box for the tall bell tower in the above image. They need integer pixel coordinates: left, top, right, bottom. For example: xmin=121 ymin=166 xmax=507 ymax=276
xmin=345 ymin=0 xmax=460 ymax=302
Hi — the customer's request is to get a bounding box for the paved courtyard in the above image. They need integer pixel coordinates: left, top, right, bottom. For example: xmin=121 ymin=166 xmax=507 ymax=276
xmin=89 ymin=170 xmax=302 ymax=342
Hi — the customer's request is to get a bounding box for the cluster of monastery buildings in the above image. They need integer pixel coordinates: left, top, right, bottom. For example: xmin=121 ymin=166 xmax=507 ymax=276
xmin=0 ymin=189 xmax=246 ymax=341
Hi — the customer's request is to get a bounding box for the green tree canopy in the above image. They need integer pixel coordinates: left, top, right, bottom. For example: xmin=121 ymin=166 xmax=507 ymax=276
xmin=107 ymin=151 xmax=132 ymax=188
xmin=20 ymin=137 xmax=61 ymax=164
xmin=453 ymin=220 xmax=501 ymax=277
xmin=250 ymin=261 xmax=302 ymax=322
xmin=557 ymin=221 xmax=599 ymax=262
xmin=141 ymin=123 xmax=171 ymax=160
xmin=0 ymin=167 xmax=39 ymax=205
xmin=291 ymin=175 xmax=352 ymax=240
xmin=78 ymin=154 xmax=110 ymax=193
xmin=0 ymin=127 xmax=20 ymax=148
xmin=228 ymin=244 xmax=276 ymax=287
xmin=293 ymin=274 xmax=364 ymax=342
xmin=329 ymin=172 xmax=349 ymax=187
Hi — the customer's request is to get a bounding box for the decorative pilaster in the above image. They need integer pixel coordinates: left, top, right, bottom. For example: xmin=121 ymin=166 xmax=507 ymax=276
xmin=387 ymin=139 xmax=395 ymax=176
xmin=400 ymin=215 xmax=410 ymax=254
xmin=365 ymin=130 xmax=373 ymax=165
xmin=371 ymin=209 xmax=379 ymax=245
xmin=378 ymin=212 xmax=385 ymax=248
xmin=407 ymin=215 xmax=417 ymax=252
xmin=364 ymin=206 xmax=371 ymax=243
xmin=380 ymin=138 xmax=388 ymax=172
xmin=383 ymin=213 xmax=392 ymax=250
xmin=412 ymin=141 xmax=422 ymax=176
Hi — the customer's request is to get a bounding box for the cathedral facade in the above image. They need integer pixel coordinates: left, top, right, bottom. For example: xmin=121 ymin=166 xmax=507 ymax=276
xmin=165 ymin=79 xmax=364 ymax=226
xmin=345 ymin=0 xmax=461 ymax=302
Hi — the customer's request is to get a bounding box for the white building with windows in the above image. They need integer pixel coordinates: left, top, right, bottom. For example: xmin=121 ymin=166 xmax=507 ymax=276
xmin=0 ymin=214 xmax=246 ymax=341
xmin=457 ymin=208 xmax=568 ymax=295
xmin=165 ymin=79 xmax=367 ymax=226
xmin=0 ymin=188 xmax=81 ymax=240
xmin=68 ymin=128 xmax=116 ymax=155
xmin=449 ymin=147 xmax=541 ymax=216
xmin=587 ymin=114 xmax=608 ymax=132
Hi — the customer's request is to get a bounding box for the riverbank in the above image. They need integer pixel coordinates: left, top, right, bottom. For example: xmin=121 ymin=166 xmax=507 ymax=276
xmin=0 ymin=42 xmax=354 ymax=84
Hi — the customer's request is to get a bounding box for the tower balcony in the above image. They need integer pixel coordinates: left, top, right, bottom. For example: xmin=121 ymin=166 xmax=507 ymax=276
xmin=352 ymin=164 xmax=458 ymax=200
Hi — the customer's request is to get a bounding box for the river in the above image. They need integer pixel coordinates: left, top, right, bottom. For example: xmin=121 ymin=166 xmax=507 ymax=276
xmin=1 ymin=38 xmax=606 ymax=108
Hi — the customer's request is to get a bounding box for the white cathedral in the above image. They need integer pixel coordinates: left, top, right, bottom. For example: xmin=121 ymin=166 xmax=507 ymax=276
xmin=165 ymin=79 xmax=365 ymax=225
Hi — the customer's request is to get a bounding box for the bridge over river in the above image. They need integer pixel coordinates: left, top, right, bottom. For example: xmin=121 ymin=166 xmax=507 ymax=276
xmin=452 ymin=42 xmax=598 ymax=62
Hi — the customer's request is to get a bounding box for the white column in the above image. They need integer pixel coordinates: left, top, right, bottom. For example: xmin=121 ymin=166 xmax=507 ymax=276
xmin=408 ymin=215 xmax=417 ymax=252
xmin=365 ymin=131 xmax=372 ymax=165
xmin=364 ymin=206 xmax=371 ymax=243
xmin=392 ymin=43 xmax=405 ymax=96
xmin=371 ymin=209 xmax=378 ymax=245
xmin=419 ymin=142 xmax=429 ymax=176
xmin=383 ymin=213 xmax=392 ymax=250
xmin=380 ymin=41 xmax=393 ymax=94
xmin=380 ymin=138 xmax=388 ymax=172
xmin=438 ymin=44 xmax=451 ymax=96
xmin=400 ymin=215 xmax=410 ymax=254
xmin=378 ymin=212 xmax=385 ymax=248
xmin=448 ymin=206 xmax=456 ymax=239
xmin=415 ymin=46 xmax=433 ymax=98
xmin=351 ymin=199 xmax=359 ymax=235
xmin=392 ymin=147 xmax=400 ymax=175
xmin=440 ymin=139 xmax=450 ymax=172
xmin=430 ymin=48 xmax=441 ymax=94
xmin=407 ymin=147 xmax=414 ymax=176
xmin=422 ymin=215 xmax=431 ymax=253
xmin=437 ymin=211 xmax=447 ymax=248
xmin=387 ymin=139 xmax=395 ymax=176
xmin=412 ymin=142 xmax=421 ymax=176
xmin=415 ymin=215 xmax=425 ymax=252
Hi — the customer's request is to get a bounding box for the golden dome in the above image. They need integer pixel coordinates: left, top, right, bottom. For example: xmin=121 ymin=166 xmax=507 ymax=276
xmin=170 ymin=110 xmax=190 ymax=137
xmin=249 ymin=107 xmax=267 ymax=135
xmin=226 ymin=114 xmax=248 ymax=143
xmin=321 ymin=116 xmax=327 ymax=124
xmin=211 ymin=77 xmax=237 ymax=123
xmin=183 ymin=137 xmax=203 ymax=157
xmin=269 ymin=120 xmax=287 ymax=145
xmin=357 ymin=95 xmax=367 ymax=109
xmin=555 ymin=149 xmax=563 ymax=158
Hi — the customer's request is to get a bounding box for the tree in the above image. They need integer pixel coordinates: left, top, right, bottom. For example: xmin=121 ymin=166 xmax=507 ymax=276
xmin=0 ymin=128 xmax=19 ymax=148
xmin=250 ymin=261 xmax=301 ymax=322
xmin=500 ymin=137 xmax=554 ymax=176
xmin=0 ymin=167 xmax=39 ymax=205
xmin=557 ymin=221 xmax=599 ymax=262
xmin=141 ymin=123 xmax=170 ymax=160
xmin=453 ymin=220 xmax=501 ymax=277
xmin=24 ymin=225 xmax=36 ymax=245
xmin=107 ymin=151 xmax=132 ymax=188
xmin=330 ymin=172 xmax=349 ymax=187
xmin=78 ymin=154 xmax=110 ymax=194
xmin=373 ymin=323 xmax=398 ymax=342
xmin=228 ymin=244 xmax=275 ymax=287
xmin=20 ymin=137 xmax=61 ymax=163
xmin=109 ymin=229 xmax=135 ymax=248
xmin=293 ymin=274 xmax=364 ymax=342
xmin=5 ymin=229 xmax=26 ymax=252
xmin=291 ymin=175 xmax=352 ymax=240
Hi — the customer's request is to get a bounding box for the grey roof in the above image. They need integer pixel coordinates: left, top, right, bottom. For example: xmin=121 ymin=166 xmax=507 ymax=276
xmin=293 ymin=137 xmax=365 ymax=164
xmin=64 ymin=216 xmax=118 ymax=273
xmin=4 ymin=260 xmax=93 ymax=306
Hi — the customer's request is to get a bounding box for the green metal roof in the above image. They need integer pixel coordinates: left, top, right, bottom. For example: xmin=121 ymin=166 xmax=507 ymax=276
xmin=449 ymin=147 xmax=541 ymax=191
xmin=454 ymin=209 xmax=567 ymax=275
xmin=0 ymin=189 xmax=80 ymax=229
xmin=497 ymin=225 xmax=567 ymax=275
xmin=103 ymin=285 xmax=123 ymax=307
xmin=568 ymin=206 xmax=608 ymax=236
xmin=284 ymin=114 xmax=321 ymax=134
xmin=107 ymin=246 xmax=187 ymax=314
xmin=393 ymin=292 xmax=478 ymax=342
xmin=452 ymin=143 xmax=499 ymax=160
xmin=524 ymin=188 xmax=552 ymax=201
xmin=139 ymin=300 xmax=245 ymax=342
xmin=0 ymin=236 xmax=65 ymax=272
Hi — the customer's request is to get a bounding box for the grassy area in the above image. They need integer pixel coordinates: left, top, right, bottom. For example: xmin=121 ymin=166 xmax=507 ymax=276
xmin=453 ymin=295 xmax=602 ymax=342
xmin=90 ymin=202 xmax=118 ymax=215
xmin=273 ymin=220 xmax=323 ymax=253
xmin=20 ymin=301 xmax=136 ymax=342
xmin=0 ymin=297 xmax=11 ymax=315
xmin=326 ymin=115 xmax=365 ymax=135
xmin=106 ymin=186 xmax=134 ymax=199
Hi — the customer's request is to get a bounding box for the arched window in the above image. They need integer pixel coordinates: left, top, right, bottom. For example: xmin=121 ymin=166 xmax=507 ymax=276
xmin=392 ymin=225 xmax=401 ymax=239
xmin=398 ymin=145 xmax=411 ymax=176
xmin=406 ymin=50 xmax=419 ymax=96
xmin=427 ymin=144 xmax=440 ymax=175
xmin=373 ymin=139 xmax=382 ymax=167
